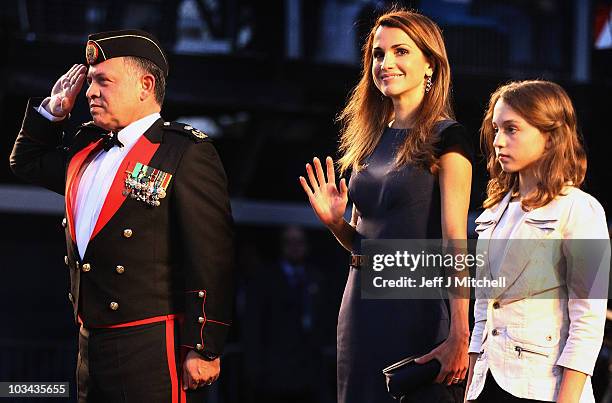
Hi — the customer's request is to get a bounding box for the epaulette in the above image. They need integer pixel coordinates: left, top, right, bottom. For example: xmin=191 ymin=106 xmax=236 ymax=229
xmin=162 ymin=121 xmax=209 ymax=142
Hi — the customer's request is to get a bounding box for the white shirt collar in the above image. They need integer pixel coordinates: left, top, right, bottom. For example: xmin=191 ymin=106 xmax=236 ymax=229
xmin=115 ymin=112 xmax=161 ymax=148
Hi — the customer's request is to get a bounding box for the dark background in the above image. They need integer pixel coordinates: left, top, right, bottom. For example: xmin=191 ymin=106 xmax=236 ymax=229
xmin=0 ymin=0 xmax=611 ymax=402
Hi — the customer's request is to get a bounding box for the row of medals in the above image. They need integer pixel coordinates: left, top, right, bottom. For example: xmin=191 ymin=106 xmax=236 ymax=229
xmin=123 ymin=167 xmax=168 ymax=207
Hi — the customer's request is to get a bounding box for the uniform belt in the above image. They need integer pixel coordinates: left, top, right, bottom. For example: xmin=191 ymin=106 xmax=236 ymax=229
xmin=350 ymin=255 xmax=367 ymax=270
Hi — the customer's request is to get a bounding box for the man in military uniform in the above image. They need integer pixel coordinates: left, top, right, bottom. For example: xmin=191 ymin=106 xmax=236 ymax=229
xmin=10 ymin=29 xmax=234 ymax=402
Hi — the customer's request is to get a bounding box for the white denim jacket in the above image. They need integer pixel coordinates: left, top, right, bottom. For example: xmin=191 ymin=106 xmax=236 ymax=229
xmin=467 ymin=187 xmax=610 ymax=402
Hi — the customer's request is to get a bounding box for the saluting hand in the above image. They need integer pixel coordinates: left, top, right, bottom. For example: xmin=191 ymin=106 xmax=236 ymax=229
xmin=46 ymin=64 xmax=87 ymax=118
xmin=299 ymin=156 xmax=348 ymax=229
xmin=182 ymin=350 xmax=220 ymax=390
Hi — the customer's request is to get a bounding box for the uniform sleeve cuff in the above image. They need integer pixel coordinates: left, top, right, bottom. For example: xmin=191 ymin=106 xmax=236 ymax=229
xmin=36 ymin=98 xmax=67 ymax=122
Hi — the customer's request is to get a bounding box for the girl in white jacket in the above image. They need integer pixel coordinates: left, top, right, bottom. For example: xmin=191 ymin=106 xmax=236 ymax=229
xmin=465 ymin=80 xmax=609 ymax=403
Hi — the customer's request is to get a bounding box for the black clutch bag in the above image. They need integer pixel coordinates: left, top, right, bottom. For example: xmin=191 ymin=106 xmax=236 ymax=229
xmin=382 ymin=353 xmax=441 ymax=399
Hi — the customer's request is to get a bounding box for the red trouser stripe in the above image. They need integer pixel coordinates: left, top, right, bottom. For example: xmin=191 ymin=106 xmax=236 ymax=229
xmin=165 ymin=318 xmax=179 ymax=403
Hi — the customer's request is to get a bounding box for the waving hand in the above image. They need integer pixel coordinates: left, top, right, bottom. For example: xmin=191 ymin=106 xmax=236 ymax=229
xmin=299 ymin=156 xmax=348 ymax=228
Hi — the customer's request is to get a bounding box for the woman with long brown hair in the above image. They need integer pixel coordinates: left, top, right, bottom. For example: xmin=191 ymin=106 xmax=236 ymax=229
xmin=466 ymin=80 xmax=609 ymax=402
xmin=300 ymin=8 xmax=473 ymax=403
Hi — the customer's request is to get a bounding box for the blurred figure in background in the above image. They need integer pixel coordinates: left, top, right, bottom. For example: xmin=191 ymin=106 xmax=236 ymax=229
xmin=244 ymin=225 xmax=330 ymax=403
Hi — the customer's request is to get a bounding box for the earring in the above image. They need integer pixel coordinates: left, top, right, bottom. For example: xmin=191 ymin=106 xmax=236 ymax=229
xmin=425 ymin=75 xmax=433 ymax=93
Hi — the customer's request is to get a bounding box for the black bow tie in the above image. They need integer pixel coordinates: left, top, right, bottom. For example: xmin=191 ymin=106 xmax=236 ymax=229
xmin=102 ymin=133 xmax=124 ymax=151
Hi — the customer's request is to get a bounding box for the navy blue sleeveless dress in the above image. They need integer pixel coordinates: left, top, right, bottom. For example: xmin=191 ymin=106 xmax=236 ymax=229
xmin=337 ymin=123 xmax=474 ymax=403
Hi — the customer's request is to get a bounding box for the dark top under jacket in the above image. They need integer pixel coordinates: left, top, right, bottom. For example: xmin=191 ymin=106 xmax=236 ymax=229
xmin=337 ymin=122 xmax=474 ymax=403
xmin=10 ymin=99 xmax=235 ymax=356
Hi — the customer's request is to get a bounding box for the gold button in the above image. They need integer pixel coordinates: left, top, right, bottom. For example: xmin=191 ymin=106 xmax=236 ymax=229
xmin=116 ymin=265 xmax=125 ymax=274
xmin=195 ymin=343 xmax=203 ymax=351
xmin=123 ymin=229 xmax=133 ymax=238
xmin=198 ymin=291 xmax=205 ymax=298
xmin=82 ymin=263 xmax=91 ymax=272
xmin=546 ymin=335 xmax=552 ymax=341
xmin=68 ymin=292 xmax=73 ymax=302
xmin=76 ymin=261 xmax=80 ymax=270
xmin=198 ymin=316 xmax=205 ymax=323
xmin=492 ymin=329 xmax=499 ymax=336
xmin=64 ymin=256 xmax=69 ymax=265
xmin=109 ymin=302 xmax=119 ymax=311
xmin=61 ymin=218 xmax=67 ymax=228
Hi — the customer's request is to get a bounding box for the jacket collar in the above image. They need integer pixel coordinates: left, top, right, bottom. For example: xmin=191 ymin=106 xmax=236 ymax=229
xmin=76 ymin=116 xmax=165 ymax=145
xmin=475 ymin=188 xmax=577 ymax=299
xmin=475 ymin=192 xmax=512 ymax=226
xmin=143 ymin=117 xmax=165 ymax=144
xmin=115 ymin=112 xmax=160 ymax=147
xmin=475 ymin=188 xmax=572 ymax=228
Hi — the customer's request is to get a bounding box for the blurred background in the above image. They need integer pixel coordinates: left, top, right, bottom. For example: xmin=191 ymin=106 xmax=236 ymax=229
xmin=0 ymin=0 xmax=611 ymax=402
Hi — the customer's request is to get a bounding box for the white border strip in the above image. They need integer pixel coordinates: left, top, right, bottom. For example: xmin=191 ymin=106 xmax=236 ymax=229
xmin=0 ymin=185 xmax=326 ymax=227
xmin=0 ymin=185 xmax=64 ymax=214
xmin=0 ymin=185 xmax=480 ymax=233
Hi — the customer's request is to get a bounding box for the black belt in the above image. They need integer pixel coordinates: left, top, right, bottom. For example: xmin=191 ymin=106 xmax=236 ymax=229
xmin=350 ymin=255 xmax=367 ymax=270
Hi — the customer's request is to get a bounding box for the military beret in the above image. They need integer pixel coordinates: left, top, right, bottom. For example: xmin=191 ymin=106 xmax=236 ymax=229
xmin=85 ymin=29 xmax=169 ymax=76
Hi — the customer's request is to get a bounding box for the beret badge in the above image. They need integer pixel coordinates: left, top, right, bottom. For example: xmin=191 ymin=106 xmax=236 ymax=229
xmin=85 ymin=41 xmax=99 ymax=64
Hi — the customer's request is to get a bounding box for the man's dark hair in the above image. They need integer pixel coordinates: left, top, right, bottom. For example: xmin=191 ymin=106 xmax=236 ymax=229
xmin=125 ymin=56 xmax=166 ymax=105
